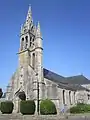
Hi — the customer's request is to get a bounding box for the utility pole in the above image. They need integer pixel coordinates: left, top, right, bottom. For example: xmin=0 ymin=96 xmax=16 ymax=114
xmin=37 ymin=80 xmax=39 ymax=115
xmin=35 ymin=73 xmax=39 ymax=115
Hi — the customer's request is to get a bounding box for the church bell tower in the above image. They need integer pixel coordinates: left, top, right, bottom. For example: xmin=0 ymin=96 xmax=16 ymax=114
xmin=18 ymin=5 xmax=44 ymax=99
xmin=19 ymin=6 xmax=36 ymax=68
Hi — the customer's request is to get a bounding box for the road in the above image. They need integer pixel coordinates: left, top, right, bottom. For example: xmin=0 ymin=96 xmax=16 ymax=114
xmin=0 ymin=114 xmax=90 ymax=120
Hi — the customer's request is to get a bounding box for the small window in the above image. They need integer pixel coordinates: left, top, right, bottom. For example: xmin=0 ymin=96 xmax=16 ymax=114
xmin=31 ymin=26 xmax=33 ymax=31
xmin=30 ymin=42 xmax=32 ymax=47
xmin=20 ymin=75 xmax=23 ymax=77
xmin=20 ymin=82 xmax=22 ymax=84
xmin=32 ymin=53 xmax=35 ymax=69
xmin=30 ymin=36 xmax=32 ymax=41
xmin=24 ymin=29 xmax=27 ymax=33
xmin=22 ymin=38 xmax=24 ymax=41
xmin=88 ymin=94 xmax=90 ymax=100
xmin=32 ymin=38 xmax=34 ymax=42
xmin=26 ymin=36 xmax=28 ymax=42
xmin=21 ymin=38 xmax=24 ymax=50
xmin=25 ymin=36 xmax=28 ymax=49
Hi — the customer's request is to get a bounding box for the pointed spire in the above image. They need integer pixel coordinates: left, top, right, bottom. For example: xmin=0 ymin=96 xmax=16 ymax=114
xmin=26 ymin=5 xmax=33 ymax=23
xmin=34 ymin=23 xmax=37 ymax=33
xmin=36 ymin=21 xmax=42 ymax=38
xmin=37 ymin=21 xmax=40 ymax=31
xmin=28 ymin=4 xmax=31 ymax=14
xmin=20 ymin=24 xmax=23 ymax=34
xmin=20 ymin=24 xmax=23 ymax=30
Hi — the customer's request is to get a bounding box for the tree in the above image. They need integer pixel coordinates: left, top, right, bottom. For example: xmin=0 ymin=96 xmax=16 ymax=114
xmin=0 ymin=88 xmax=3 ymax=98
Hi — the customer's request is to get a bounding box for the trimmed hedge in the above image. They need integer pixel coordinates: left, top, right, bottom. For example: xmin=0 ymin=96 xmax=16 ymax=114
xmin=20 ymin=100 xmax=35 ymax=115
xmin=0 ymin=101 xmax=14 ymax=114
xmin=70 ymin=103 xmax=90 ymax=113
xmin=40 ymin=99 xmax=57 ymax=115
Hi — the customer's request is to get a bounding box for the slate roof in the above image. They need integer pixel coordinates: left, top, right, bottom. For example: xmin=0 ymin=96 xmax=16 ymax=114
xmin=43 ymin=68 xmax=90 ymax=91
xmin=43 ymin=68 xmax=67 ymax=84
xmin=66 ymin=75 xmax=90 ymax=85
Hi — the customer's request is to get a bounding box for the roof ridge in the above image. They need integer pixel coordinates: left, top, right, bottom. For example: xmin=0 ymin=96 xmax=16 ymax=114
xmin=66 ymin=74 xmax=83 ymax=78
xmin=43 ymin=68 xmax=65 ymax=78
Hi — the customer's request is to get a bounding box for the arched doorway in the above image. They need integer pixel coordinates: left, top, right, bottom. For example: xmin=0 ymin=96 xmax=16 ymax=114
xmin=14 ymin=90 xmax=26 ymax=113
xmin=18 ymin=91 xmax=26 ymax=101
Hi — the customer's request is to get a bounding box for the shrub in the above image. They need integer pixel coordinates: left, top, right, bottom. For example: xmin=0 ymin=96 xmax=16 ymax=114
xmin=77 ymin=102 xmax=85 ymax=106
xmin=20 ymin=100 xmax=35 ymax=115
xmin=40 ymin=99 xmax=57 ymax=115
xmin=70 ymin=106 xmax=83 ymax=113
xmin=85 ymin=104 xmax=90 ymax=112
xmin=1 ymin=101 xmax=14 ymax=114
xmin=70 ymin=103 xmax=90 ymax=113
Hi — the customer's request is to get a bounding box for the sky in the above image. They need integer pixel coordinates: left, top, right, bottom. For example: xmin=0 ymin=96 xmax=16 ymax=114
xmin=0 ymin=0 xmax=90 ymax=92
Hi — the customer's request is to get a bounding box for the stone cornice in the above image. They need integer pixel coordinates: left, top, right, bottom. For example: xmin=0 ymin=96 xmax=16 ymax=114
xmin=17 ymin=47 xmax=43 ymax=54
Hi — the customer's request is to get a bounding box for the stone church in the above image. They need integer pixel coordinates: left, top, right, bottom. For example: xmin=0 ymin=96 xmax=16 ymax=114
xmin=5 ymin=6 xmax=90 ymax=114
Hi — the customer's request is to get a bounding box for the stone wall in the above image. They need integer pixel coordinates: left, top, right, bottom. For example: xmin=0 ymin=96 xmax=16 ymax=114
xmin=44 ymin=78 xmax=76 ymax=114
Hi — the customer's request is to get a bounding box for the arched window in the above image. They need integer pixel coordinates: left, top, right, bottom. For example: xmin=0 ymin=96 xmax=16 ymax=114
xmin=69 ymin=91 xmax=71 ymax=105
xmin=31 ymin=26 xmax=33 ymax=32
xmin=32 ymin=38 xmax=34 ymax=42
xmin=32 ymin=53 xmax=35 ymax=69
xmin=87 ymin=94 xmax=90 ymax=100
xmin=21 ymin=38 xmax=24 ymax=50
xmin=63 ymin=90 xmax=65 ymax=104
xmin=25 ymin=36 xmax=28 ymax=49
xmin=74 ymin=91 xmax=76 ymax=103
